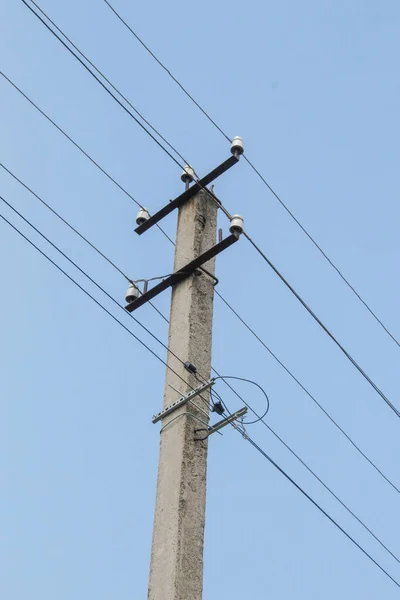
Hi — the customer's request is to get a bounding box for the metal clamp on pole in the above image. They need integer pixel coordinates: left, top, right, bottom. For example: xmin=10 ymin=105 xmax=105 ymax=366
xmin=152 ymin=379 xmax=215 ymax=424
xmin=194 ymin=407 xmax=248 ymax=440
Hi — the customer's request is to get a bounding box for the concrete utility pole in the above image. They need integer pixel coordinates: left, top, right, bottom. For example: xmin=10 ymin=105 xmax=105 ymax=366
xmin=148 ymin=189 xmax=217 ymax=600
xmin=125 ymin=138 xmax=244 ymax=600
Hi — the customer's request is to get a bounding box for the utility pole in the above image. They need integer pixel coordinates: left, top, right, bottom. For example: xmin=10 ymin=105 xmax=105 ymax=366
xmin=125 ymin=138 xmax=245 ymax=599
xmin=148 ymin=187 xmax=217 ymax=600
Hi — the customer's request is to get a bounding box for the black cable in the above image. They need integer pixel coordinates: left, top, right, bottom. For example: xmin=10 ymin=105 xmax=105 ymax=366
xmin=21 ymin=1 xmax=233 ymax=222
xmin=103 ymin=0 xmax=400 ymax=351
xmin=103 ymin=0 xmax=231 ymax=144
xmin=243 ymin=230 xmax=400 ymax=419
xmin=213 ymin=375 xmax=269 ymax=424
xmin=25 ymin=0 xmax=398 ymax=419
xmin=0 ymin=71 xmax=175 ymax=246
xmin=214 ymin=289 xmax=400 ymax=495
xmin=4 ymin=198 xmax=399 ymax=571
xmin=26 ymin=0 xmax=189 ymax=169
xmin=243 ymin=154 xmax=400 ymax=350
xmin=234 ymin=428 xmax=400 ymax=590
xmin=4 ymin=29 xmax=399 ymax=502
xmin=0 ymin=194 xmax=206 ymax=401
xmin=21 ymin=0 xmax=184 ymax=170
xmin=6 ymin=130 xmax=395 ymax=499
xmin=221 ymin=397 xmax=400 ymax=565
xmin=0 ymin=210 xmax=176 ymax=374
xmin=0 ymin=162 xmax=132 ymax=282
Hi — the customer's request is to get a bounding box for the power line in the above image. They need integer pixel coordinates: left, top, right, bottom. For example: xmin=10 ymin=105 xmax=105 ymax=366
xmin=0 ymin=71 xmax=175 ymax=246
xmin=103 ymin=0 xmax=400 ymax=351
xmin=103 ymin=0 xmax=231 ymax=144
xmin=243 ymin=230 xmax=400 ymax=419
xmin=6 ymin=12 xmax=399 ymax=498
xmin=219 ymin=394 xmax=400 ymax=565
xmin=23 ymin=0 xmax=399 ymax=420
xmin=13 ymin=3 xmax=400 ymax=586
xmin=3 ymin=198 xmax=399 ymax=572
xmin=3 ymin=74 xmax=397 ymax=496
xmin=21 ymin=0 xmax=184 ymax=172
xmin=0 ymin=162 xmax=132 ymax=282
xmin=6 ymin=142 xmax=396 ymax=497
xmin=26 ymin=0 xmax=189 ymax=169
xmin=21 ymin=1 xmax=233 ymax=223
xmin=0 ymin=209 xmax=177 ymax=376
xmin=0 ymin=194 xmax=207 ymax=401
xmin=214 ymin=290 xmax=400 ymax=495
xmin=235 ymin=427 xmax=400 ymax=590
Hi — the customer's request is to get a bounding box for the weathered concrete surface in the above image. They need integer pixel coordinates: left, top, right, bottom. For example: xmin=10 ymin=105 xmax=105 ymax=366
xmin=148 ymin=190 xmax=217 ymax=600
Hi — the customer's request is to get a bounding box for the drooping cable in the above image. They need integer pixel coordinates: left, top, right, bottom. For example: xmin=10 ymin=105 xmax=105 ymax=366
xmin=214 ymin=289 xmax=400 ymax=495
xmin=0 ymin=162 xmax=132 ymax=282
xmin=4 ymin=25 xmax=399 ymax=501
xmin=0 ymin=194 xmax=206 ymax=403
xmin=103 ymin=0 xmax=400 ymax=351
xmin=213 ymin=375 xmax=269 ymax=424
xmin=233 ymin=427 xmax=400 ymax=589
xmin=4 ymin=147 xmax=398 ymax=497
xmin=21 ymin=1 xmax=234 ymax=222
xmin=21 ymin=0 xmax=184 ymax=170
xmin=21 ymin=1 xmax=399 ymax=420
xmin=3 ymin=201 xmax=399 ymax=571
xmin=26 ymin=0 xmax=190 ymax=169
xmin=0 ymin=71 xmax=175 ymax=246
xmin=242 ymin=230 xmax=400 ymax=418
xmin=218 ymin=399 xmax=400 ymax=565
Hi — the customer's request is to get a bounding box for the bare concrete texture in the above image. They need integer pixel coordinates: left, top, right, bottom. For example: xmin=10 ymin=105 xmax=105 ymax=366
xmin=148 ymin=190 xmax=217 ymax=600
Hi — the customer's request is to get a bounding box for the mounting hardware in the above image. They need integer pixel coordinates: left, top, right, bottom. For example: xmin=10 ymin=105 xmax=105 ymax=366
xmin=211 ymin=401 xmax=225 ymax=416
xmin=181 ymin=165 xmax=195 ymax=184
xmin=125 ymin=282 xmax=139 ymax=303
xmin=229 ymin=214 xmax=244 ymax=235
xmin=194 ymin=407 xmax=248 ymax=440
xmin=135 ymin=155 xmax=239 ymax=236
xmin=136 ymin=207 xmax=150 ymax=226
xmin=230 ymin=136 xmax=244 ymax=157
xmin=152 ymin=379 xmax=215 ymax=424
xmin=125 ymin=233 xmax=240 ymax=313
xmin=184 ymin=362 xmax=197 ymax=375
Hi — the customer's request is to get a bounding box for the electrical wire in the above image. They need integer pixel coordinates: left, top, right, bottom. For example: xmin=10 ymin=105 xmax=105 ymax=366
xmin=6 ymin=12 xmax=400 ymax=515
xmin=0 ymin=71 xmax=175 ymax=246
xmin=218 ymin=399 xmax=400 ymax=565
xmin=21 ymin=1 xmax=234 ymax=223
xmin=6 ymin=172 xmax=400 ymax=526
xmin=0 ymin=194 xmax=210 ymax=407
xmin=22 ymin=1 xmax=399 ymax=421
xmin=12 ymin=4 xmax=400 ymax=579
xmin=21 ymin=0 xmax=184 ymax=172
xmin=0 ymin=210 xmax=178 ymax=376
xmin=103 ymin=0 xmax=400 ymax=351
xmin=3 ymin=199 xmax=399 ymax=572
xmin=213 ymin=375 xmax=269 ymax=424
xmin=243 ymin=230 xmax=400 ymax=419
xmin=214 ymin=289 xmax=400 ymax=495
xmin=0 ymin=162 xmax=133 ymax=282
xmin=0 ymin=77 xmax=400 ymax=493
xmin=103 ymin=0 xmax=231 ymax=144
xmin=26 ymin=0 xmax=190 ymax=170
xmin=233 ymin=427 xmax=400 ymax=590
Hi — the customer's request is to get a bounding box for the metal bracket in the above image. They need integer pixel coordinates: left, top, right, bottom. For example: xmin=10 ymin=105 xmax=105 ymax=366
xmin=152 ymin=379 xmax=215 ymax=424
xmin=135 ymin=155 xmax=239 ymax=235
xmin=194 ymin=407 xmax=248 ymax=440
xmin=125 ymin=233 xmax=239 ymax=313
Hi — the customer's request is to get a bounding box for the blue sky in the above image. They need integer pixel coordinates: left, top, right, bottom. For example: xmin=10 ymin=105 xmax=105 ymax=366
xmin=1 ymin=1 xmax=400 ymax=598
